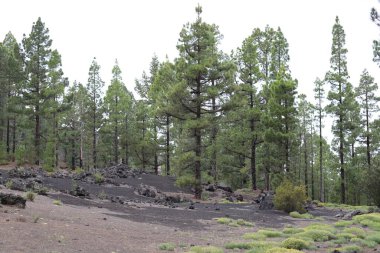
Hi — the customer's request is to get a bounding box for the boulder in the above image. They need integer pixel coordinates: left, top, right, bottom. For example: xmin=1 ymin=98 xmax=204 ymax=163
xmin=257 ymin=191 xmax=274 ymax=210
xmin=0 ymin=192 xmax=26 ymax=208
xmin=342 ymin=210 xmax=363 ymax=220
xmin=137 ymin=184 xmax=158 ymax=198
xmin=69 ymin=185 xmax=90 ymax=198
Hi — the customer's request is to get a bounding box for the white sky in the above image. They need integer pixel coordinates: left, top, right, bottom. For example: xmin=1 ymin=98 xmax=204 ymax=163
xmin=1 ymin=0 xmax=379 ymax=102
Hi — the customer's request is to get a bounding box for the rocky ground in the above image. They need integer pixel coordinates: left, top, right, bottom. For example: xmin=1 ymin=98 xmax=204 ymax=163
xmin=0 ymin=165 xmax=377 ymax=253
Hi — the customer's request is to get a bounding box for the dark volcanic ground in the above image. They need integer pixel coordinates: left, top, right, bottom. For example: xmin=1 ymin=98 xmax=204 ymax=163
xmin=0 ymin=167 xmax=341 ymax=230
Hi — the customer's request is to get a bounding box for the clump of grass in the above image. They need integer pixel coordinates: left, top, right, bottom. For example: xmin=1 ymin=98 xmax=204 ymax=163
xmin=256 ymin=229 xmax=283 ymax=238
xmin=243 ymin=232 xmax=267 ymax=240
xmin=334 ymin=220 xmax=354 ymax=227
xmin=295 ymin=229 xmax=335 ymax=242
xmin=158 ymin=243 xmax=175 ymax=251
xmin=98 ymin=190 xmax=107 ymax=200
xmin=214 ymin=217 xmax=253 ymax=227
xmin=281 ymin=238 xmax=311 ymax=250
xmin=225 ymin=242 xmax=252 ymax=249
xmin=53 ymin=199 xmax=62 ymax=206
xmin=350 ymin=238 xmax=377 ymax=248
xmin=365 ymin=232 xmax=380 ymax=244
xmin=343 ymin=227 xmax=366 ymax=238
xmin=317 ymin=202 xmax=376 ymax=213
xmin=244 ymin=241 xmax=279 ymax=253
xmin=336 ymin=232 xmax=357 ymax=241
xmin=304 ymin=223 xmax=336 ymax=233
xmin=74 ymin=167 xmax=85 ymax=174
xmin=282 ymin=227 xmax=304 ymax=234
xmin=94 ymin=172 xmax=105 ymax=184
xmin=289 ymin=211 xmax=314 ymax=219
xmin=5 ymin=180 xmax=13 ymax=189
xmin=265 ymin=247 xmax=304 ymax=253
xmin=25 ymin=191 xmax=36 ymax=201
xmin=189 ymin=246 xmax=224 ymax=253
xmin=330 ymin=245 xmax=362 ymax=253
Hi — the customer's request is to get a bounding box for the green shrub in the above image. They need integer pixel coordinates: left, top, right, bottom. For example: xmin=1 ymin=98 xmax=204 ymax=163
xmin=281 ymin=238 xmax=311 ymax=250
xmin=257 ymin=229 xmax=283 ymax=238
xmin=15 ymin=144 xmax=27 ymax=165
xmin=5 ymin=180 xmax=13 ymax=189
xmin=214 ymin=217 xmax=253 ymax=227
xmin=159 ymin=243 xmax=175 ymax=251
xmin=304 ymin=223 xmax=336 ymax=233
xmin=265 ymin=247 xmax=303 ymax=253
xmin=242 ymin=232 xmax=267 ymax=240
xmin=350 ymin=238 xmax=377 ymax=248
xmin=74 ymin=167 xmax=85 ymax=174
xmin=336 ymin=232 xmax=357 ymax=241
xmin=225 ymin=242 xmax=252 ymax=249
xmin=330 ymin=245 xmax=362 ymax=253
xmin=244 ymin=241 xmax=279 ymax=253
xmin=189 ymin=246 xmax=223 ymax=253
xmin=334 ymin=220 xmax=354 ymax=227
xmin=274 ymin=180 xmax=307 ymax=213
xmin=175 ymin=174 xmax=195 ymax=188
xmin=53 ymin=199 xmax=62 ymax=206
xmin=282 ymin=227 xmax=304 ymax=234
xmin=289 ymin=211 xmax=314 ymax=219
xmin=353 ymin=213 xmax=380 ymax=223
xmin=94 ymin=172 xmax=104 ymax=184
xmin=295 ymin=229 xmax=335 ymax=242
xmin=25 ymin=191 xmax=36 ymax=201
xmin=366 ymin=232 xmax=380 ymax=244
xmin=343 ymin=227 xmax=366 ymax=238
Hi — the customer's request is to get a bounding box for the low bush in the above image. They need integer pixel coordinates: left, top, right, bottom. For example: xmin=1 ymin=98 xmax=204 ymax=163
xmin=242 ymin=232 xmax=267 ymax=240
xmin=94 ymin=172 xmax=104 ymax=184
xmin=189 ymin=246 xmax=223 ymax=253
xmin=256 ymin=229 xmax=283 ymax=238
xmin=273 ymin=180 xmax=307 ymax=213
xmin=343 ymin=227 xmax=366 ymax=238
xmin=175 ymin=174 xmax=195 ymax=188
xmin=334 ymin=220 xmax=354 ymax=227
xmin=158 ymin=243 xmax=175 ymax=251
xmin=281 ymin=238 xmax=311 ymax=250
xmin=330 ymin=245 xmax=362 ymax=253
xmin=265 ymin=247 xmax=303 ymax=253
xmin=350 ymin=238 xmax=377 ymax=248
xmin=225 ymin=242 xmax=252 ymax=249
xmin=366 ymin=232 xmax=380 ymax=244
xmin=214 ymin=217 xmax=253 ymax=227
xmin=25 ymin=191 xmax=36 ymax=201
xmin=282 ymin=227 xmax=304 ymax=234
xmin=289 ymin=211 xmax=314 ymax=219
xmin=53 ymin=199 xmax=62 ymax=206
xmin=295 ymin=229 xmax=335 ymax=242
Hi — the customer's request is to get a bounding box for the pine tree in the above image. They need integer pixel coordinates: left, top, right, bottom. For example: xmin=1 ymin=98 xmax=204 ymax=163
xmin=313 ymin=77 xmax=325 ymax=202
xmin=103 ymin=60 xmax=133 ymax=164
xmin=355 ymin=69 xmax=379 ymax=169
xmin=149 ymin=59 xmax=177 ymax=175
xmin=86 ymin=58 xmax=104 ymax=168
xmin=168 ymin=5 xmax=235 ymax=198
xmin=325 ymin=16 xmax=356 ymax=204
xmin=22 ymin=17 xmax=56 ymax=165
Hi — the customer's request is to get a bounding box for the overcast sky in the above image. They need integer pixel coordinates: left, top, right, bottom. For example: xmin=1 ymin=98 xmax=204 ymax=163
xmin=1 ymin=0 xmax=379 ymax=102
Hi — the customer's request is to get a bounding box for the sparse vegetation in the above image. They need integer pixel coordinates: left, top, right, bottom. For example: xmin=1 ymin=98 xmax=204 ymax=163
xmin=330 ymin=245 xmax=362 ymax=253
xmin=94 ymin=172 xmax=105 ymax=184
xmin=289 ymin=211 xmax=314 ymax=219
xmin=159 ymin=243 xmax=175 ymax=251
xmin=53 ymin=199 xmax=62 ymax=206
xmin=5 ymin=180 xmax=13 ymax=189
xmin=214 ymin=217 xmax=253 ymax=227
xmin=189 ymin=246 xmax=224 ymax=253
xmin=256 ymin=229 xmax=283 ymax=238
xmin=25 ymin=191 xmax=36 ymax=201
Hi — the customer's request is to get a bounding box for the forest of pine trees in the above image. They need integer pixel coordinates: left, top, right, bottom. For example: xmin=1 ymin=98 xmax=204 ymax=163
xmin=0 ymin=7 xmax=380 ymax=204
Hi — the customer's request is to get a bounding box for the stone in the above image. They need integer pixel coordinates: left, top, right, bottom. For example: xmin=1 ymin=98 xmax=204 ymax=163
xmin=257 ymin=191 xmax=274 ymax=210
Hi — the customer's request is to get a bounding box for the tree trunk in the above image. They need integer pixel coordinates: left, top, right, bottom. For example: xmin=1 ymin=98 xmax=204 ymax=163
xmin=251 ymin=141 xmax=257 ymax=190
xmin=6 ymin=117 xmax=10 ymax=154
xmin=154 ymin=122 xmax=158 ymax=175
xmin=124 ymin=116 xmax=129 ymax=167
xmin=35 ymin=107 xmax=40 ymax=165
xmin=166 ymin=115 xmax=170 ymax=175
xmin=93 ymin=106 xmax=97 ymax=169
xmin=365 ymin=94 xmax=371 ymax=169
xmin=339 ymin=113 xmax=345 ymax=204
xmin=304 ymin=134 xmax=308 ymax=196
xmin=210 ymin=92 xmax=217 ymax=184
xmin=12 ymin=118 xmax=16 ymax=160
xmin=115 ymin=96 xmax=119 ymax=164
xmin=194 ymin=76 xmax=202 ymax=200
xmin=319 ymin=107 xmax=324 ymax=202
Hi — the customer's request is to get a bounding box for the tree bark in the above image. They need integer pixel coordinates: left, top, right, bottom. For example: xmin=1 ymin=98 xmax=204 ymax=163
xmin=166 ymin=115 xmax=170 ymax=175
